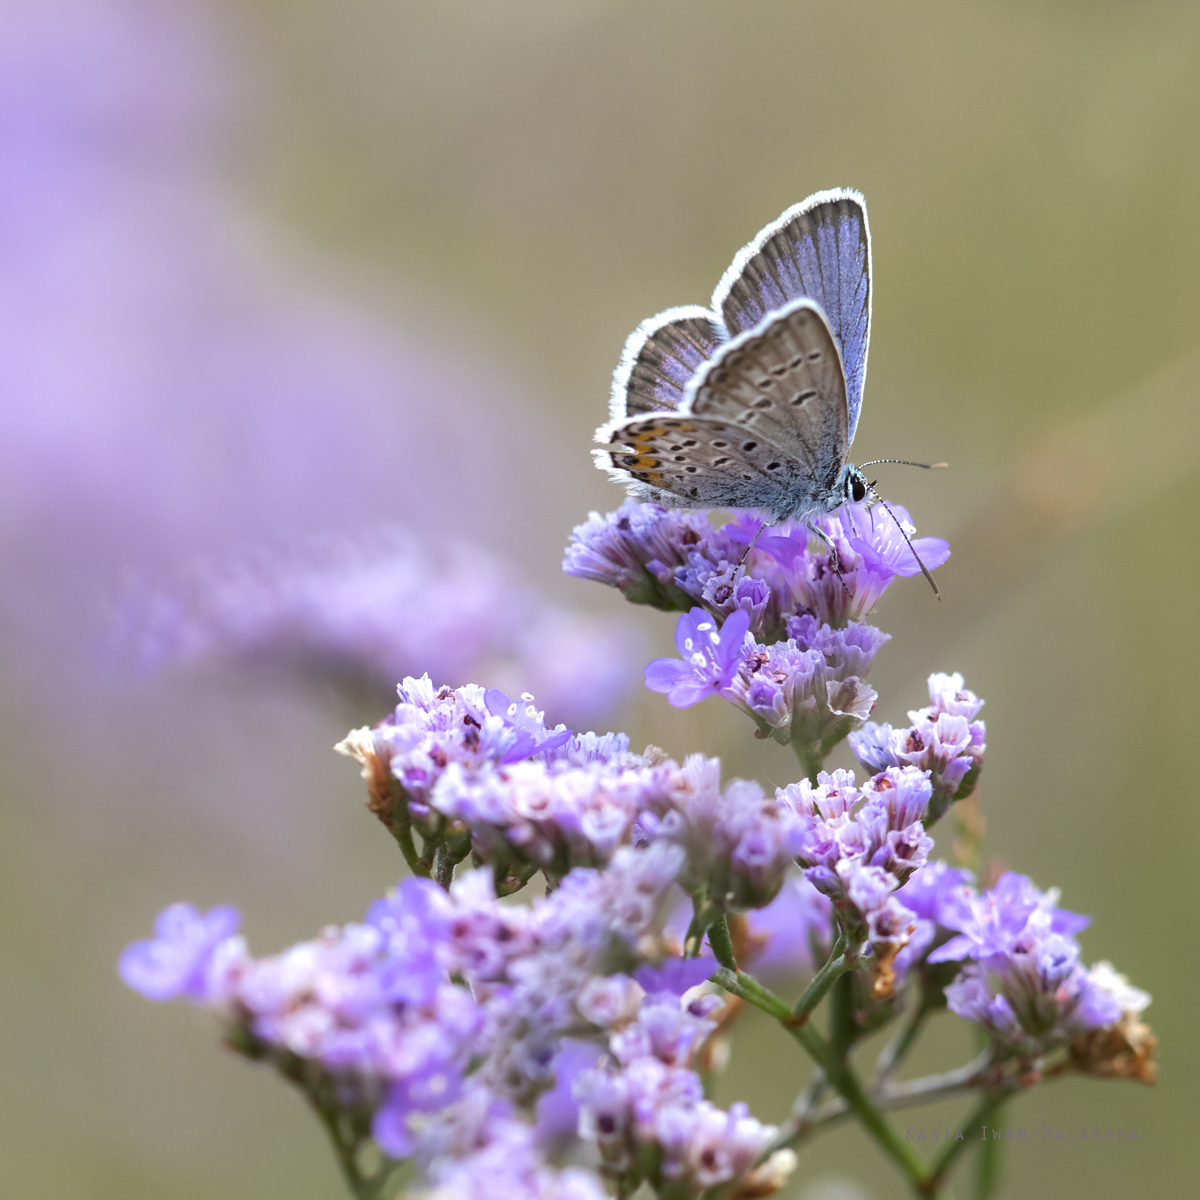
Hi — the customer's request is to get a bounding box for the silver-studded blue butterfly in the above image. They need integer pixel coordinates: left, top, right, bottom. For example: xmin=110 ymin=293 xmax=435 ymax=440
xmin=594 ymin=188 xmax=879 ymax=526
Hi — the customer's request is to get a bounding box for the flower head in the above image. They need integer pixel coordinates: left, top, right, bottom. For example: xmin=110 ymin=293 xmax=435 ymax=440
xmin=118 ymin=902 xmax=244 ymax=1007
xmin=850 ymin=672 xmax=986 ymax=821
xmin=643 ymin=608 xmax=750 ymax=708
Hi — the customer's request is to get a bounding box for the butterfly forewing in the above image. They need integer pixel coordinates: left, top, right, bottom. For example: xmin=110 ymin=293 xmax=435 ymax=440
xmin=711 ymin=189 xmax=871 ymax=443
xmin=610 ymin=305 xmax=727 ymax=420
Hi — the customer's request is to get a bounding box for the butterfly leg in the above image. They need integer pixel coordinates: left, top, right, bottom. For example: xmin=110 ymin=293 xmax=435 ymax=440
xmin=737 ymin=521 xmax=768 ymax=568
xmin=807 ymin=521 xmax=852 ymax=597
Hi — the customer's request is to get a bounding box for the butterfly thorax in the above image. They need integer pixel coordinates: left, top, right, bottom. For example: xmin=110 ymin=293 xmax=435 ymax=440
xmin=774 ymin=462 xmax=868 ymax=525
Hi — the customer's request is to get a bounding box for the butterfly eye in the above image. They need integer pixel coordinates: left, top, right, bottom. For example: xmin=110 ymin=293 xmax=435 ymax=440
xmin=850 ymin=476 xmax=867 ymax=503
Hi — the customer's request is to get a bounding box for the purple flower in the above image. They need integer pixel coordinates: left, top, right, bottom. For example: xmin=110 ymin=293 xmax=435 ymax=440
xmin=631 ymin=755 xmax=799 ymax=908
xmin=891 ymin=860 xmax=975 ymax=981
xmin=373 ymin=1063 xmax=467 ymax=1157
xmin=922 ymin=872 xmax=1145 ymax=1059
xmin=778 ymin=766 xmax=933 ymax=974
xmin=118 ymin=902 xmax=243 ymax=1005
xmin=566 ymin=501 xmax=946 ymax=651
xmin=337 ymin=676 xmax=609 ymax=854
xmin=924 ymin=671 xmax=986 ymax=720
xmin=757 ymin=504 xmax=939 ymax=628
xmin=563 ymin=501 xmax=709 ymax=609
xmin=535 ymin=1039 xmax=606 ymax=1149
xmin=644 ymin=607 xmax=750 ymax=708
xmin=419 ymin=1084 xmax=611 ymax=1200
xmin=929 ymin=872 xmax=1088 ymax=966
xmin=573 ymin=993 xmax=791 ymax=1196
xmin=850 ymin=671 xmax=986 ymax=820
xmin=724 ymin=616 xmax=888 ymax=753
xmin=945 ymin=943 xmax=1123 ymax=1057
xmin=895 ymin=860 xmax=975 ymax=924
xmin=608 ymin=995 xmax=717 ymax=1069
xmin=845 ymin=502 xmax=950 ymax=579
xmin=634 ymin=956 xmax=718 ymax=997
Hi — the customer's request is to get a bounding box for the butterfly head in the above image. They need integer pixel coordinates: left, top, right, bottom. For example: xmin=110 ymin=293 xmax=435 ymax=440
xmin=842 ymin=465 xmax=870 ymax=506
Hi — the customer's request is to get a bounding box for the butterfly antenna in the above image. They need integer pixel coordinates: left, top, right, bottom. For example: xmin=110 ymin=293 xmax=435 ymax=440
xmin=872 ymin=494 xmax=942 ymax=600
xmin=737 ymin=521 xmax=768 ymax=568
xmin=857 ymin=459 xmax=949 ymax=470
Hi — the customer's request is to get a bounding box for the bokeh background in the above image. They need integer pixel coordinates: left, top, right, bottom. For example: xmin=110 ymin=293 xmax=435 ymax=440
xmin=2 ymin=1 xmax=1197 ymax=1196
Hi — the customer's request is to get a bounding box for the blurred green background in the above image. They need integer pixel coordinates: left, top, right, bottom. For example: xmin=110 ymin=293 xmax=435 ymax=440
xmin=2 ymin=1 xmax=1197 ymax=1197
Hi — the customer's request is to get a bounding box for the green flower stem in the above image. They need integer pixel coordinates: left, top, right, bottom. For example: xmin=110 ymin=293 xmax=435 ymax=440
xmin=683 ymin=891 xmax=712 ymax=957
xmin=793 ymin=741 xmax=824 ymax=785
xmin=433 ymin=830 xmax=473 ymax=889
xmin=707 ymin=910 xmax=737 ymax=970
xmin=390 ymin=812 xmax=427 ymax=878
xmin=310 ymin=1099 xmax=403 ymax=1200
xmin=923 ymin=1091 xmax=1010 ymax=1199
xmin=791 ymin=933 xmax=850 ymax=1021
xmin=712 ymin=967 xmax=929 ymax=1193
xmin=828 ymin=968 xmax=857 ymax=1057
xmin=975 ymin=1098 xmax=1006 ymax=1200
xmin=881 ymin=1049 xmax=993 ymax=1106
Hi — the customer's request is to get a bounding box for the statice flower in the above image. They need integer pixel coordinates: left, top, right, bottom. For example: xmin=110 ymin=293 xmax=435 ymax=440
xmin=412 ymin=1083 xmax=610 ymax=1200
xmin=121 ymin=878 xmax=485 ymax=1157
xmin=574 ymin=994 xmax=795 ymax=1198
xmin=643 ymin=607 xmax=751 ymax=707
xmin=890 ymin=860 xmax=976 ymax=983
xmin=779 ymin=767 xmax=935 ymax=995
xmin=927 ymin=871 xmax=1089 ymax=966
xmin=1068 ymin=963 xmax=1158 ymax=1084
xmin=758 ymin=503 xmax=949 ymax=628
xmin=121 ymin=843 xmax=694 ymax=1177
xmin=944 ymin=944 xmax=1122 ymax=1061
xmin=563 ymin=500 xmax=713 ymax=610
xmin=850 ymin=671 xmax=986 ymax=821
xmin=565 ymin=500 xmax=947 ymax=638
xmin=455 ymin=845 xmax=691 ymax=1105
xmin=927 ymin=872 xmax=1156 ymax=1075
xmin=118 ymin=902 xmax=245 ymax=1008
xmin=337 ymin=677 xmax=609 ymax=874
xmin=727 ymin=615 xmax=889 ymax=758
xmin=631 ymin=754 xmax=801 ymax=909
xmin=633 ymin=955 xmax=720 ymax=998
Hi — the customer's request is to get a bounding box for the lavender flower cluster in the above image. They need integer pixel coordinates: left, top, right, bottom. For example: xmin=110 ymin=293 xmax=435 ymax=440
xmin=121 ymin=491 xmax=1156 ymax=1199
xmin=907 ymin=870 xmax=1155 ymax=1077
xmin=564 ymin=500 xmax=948 ymax=634
xmin=850 ymin=671 xmax=986 ymax=822
xmin=339 ymin=676 xmax=813 ymax=910
xmin=568 ymin=501 xmax=949 ymax=775
xmin=575 ymin=993 xmax=794 ymax=1197
xmin=121 ymin=846 xmax=794 ymax=1199
xmin=782 ymin=766 xmax=932 ymax=997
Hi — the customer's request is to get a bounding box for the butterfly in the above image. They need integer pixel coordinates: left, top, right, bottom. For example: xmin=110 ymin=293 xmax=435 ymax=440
xmin=594 ymin=189 xmax=941 ymax=586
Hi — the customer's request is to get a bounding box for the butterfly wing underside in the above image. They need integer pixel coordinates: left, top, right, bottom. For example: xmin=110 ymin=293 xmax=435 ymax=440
xmin=596 ymin=300 xmax=849 ymax=521
xmin=712 ymin=189 xmax=871 ymax=443
xmin=609 ymin=306 xmax=726 ymax=420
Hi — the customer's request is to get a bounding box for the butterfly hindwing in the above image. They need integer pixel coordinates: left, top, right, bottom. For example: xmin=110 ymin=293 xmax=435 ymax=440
xmin=594 ymin=413 xmax=802 ymax=513
xmin=711 ymin=189 xmax=871 ymax=443
xmin=610 ymin=305 xmax=727 ymax=420
xmin=683 ymin=299 xmax=849 ymax=498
